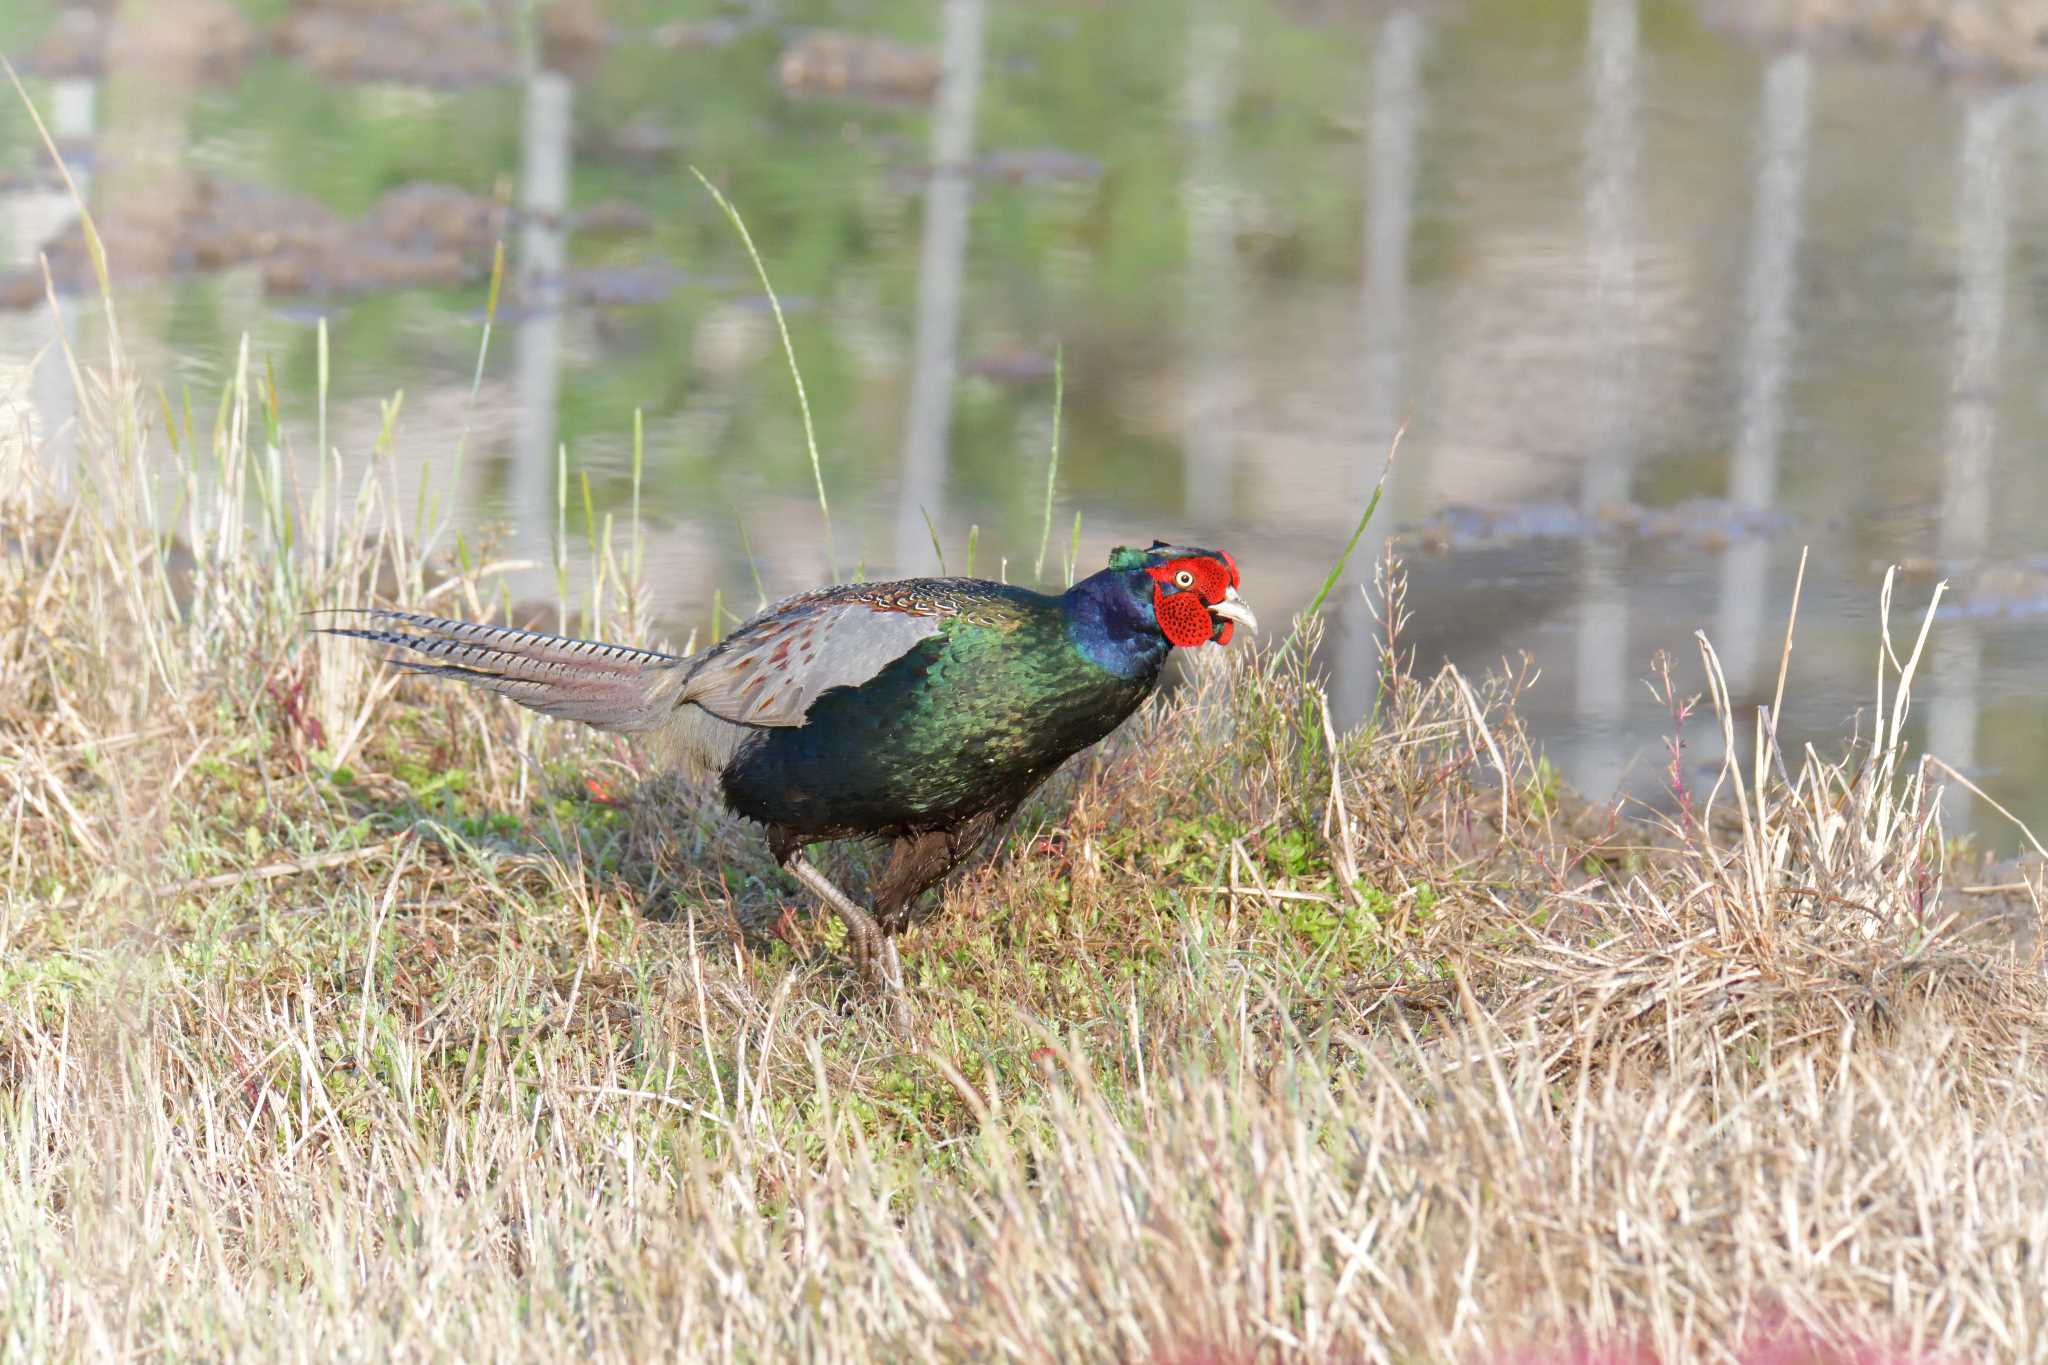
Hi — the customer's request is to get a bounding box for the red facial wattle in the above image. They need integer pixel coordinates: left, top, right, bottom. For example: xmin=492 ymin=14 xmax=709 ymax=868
xmin=1146 ymin=555 xmax=1239 ymax=648
xmin=1154 ymin=588 xmax=1214 ymax=647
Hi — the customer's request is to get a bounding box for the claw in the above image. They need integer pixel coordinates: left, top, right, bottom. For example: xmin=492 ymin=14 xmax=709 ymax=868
xmin=846 ymin=914 xmax=880 ymax=983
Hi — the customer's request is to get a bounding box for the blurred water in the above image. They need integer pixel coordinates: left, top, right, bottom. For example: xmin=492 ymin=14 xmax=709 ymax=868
xmin=4 ymin=0 xmax=2048 ymax=844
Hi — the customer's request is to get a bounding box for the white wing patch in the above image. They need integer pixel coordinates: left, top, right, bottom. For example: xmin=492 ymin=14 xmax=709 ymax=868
xmin=679 ymin=596 xmax=945 ymax=727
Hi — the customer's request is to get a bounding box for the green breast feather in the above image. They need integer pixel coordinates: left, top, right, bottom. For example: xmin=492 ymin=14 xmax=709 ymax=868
xmin=717 ymin=593 xmax=1160 ymax=837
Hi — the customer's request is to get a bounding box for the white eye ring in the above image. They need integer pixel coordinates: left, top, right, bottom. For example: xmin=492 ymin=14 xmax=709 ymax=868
xmin=1173 ymin=569 xmax=1195 ymax=589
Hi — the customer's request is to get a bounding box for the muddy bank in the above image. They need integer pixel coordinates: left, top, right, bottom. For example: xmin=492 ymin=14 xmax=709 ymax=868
xmin=1898 ymin=555 xmax=2048 ymax=619
xmin=1697 ymin=0 xmax=2048 ymax=77
xmin=0 ymin=177 xmax=506 ymax=307
xmin=1405 ymin=497 xmax=1791 ymax=554
xmin=24 ymin=0 xmax=613 ymax=91
xmin=276 ymin=182 xmax=505 ymax=296
xmin=0 ymin=173 xmax=704 ymax=315
xmin=776 ymin=31 xmax=941 ymax=104
xmin=27 ymin=0 xmax=254 ymax=83
xmin=273 ymin=0 xmax=607 ymax=86
xmin=507 ymin=263 xmax=697 ymax=315
xmin=882 ymin=147 xmax=1108 ymax=195
xmin=271 ymin=1 xmax=520 ymax=88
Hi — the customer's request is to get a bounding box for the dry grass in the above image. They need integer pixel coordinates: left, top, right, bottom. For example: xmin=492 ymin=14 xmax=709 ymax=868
xmin=5 ymin=284 xmax=2048 ymax=1364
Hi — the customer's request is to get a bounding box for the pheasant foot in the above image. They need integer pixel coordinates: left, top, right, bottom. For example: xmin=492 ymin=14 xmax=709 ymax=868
xmin=787 ymin=854 xmax=884 ymax=983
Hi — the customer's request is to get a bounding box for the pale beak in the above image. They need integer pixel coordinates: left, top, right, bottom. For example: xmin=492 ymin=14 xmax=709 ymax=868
xmin=1209 ymin=587 xmax=1258 ymax=634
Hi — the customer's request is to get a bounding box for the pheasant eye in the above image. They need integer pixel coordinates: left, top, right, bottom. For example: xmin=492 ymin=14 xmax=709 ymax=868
xmin=1173 ymin=569 xmax=1195 ymax=588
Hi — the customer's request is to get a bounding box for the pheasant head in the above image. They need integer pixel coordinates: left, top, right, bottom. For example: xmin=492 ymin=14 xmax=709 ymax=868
xmin=1107 ymin=542 xmax=1258 ymax=647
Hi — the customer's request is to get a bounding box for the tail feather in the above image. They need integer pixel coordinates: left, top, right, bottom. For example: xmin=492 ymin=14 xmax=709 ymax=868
xmin=318 ymin=609 xmax=683 ymax=733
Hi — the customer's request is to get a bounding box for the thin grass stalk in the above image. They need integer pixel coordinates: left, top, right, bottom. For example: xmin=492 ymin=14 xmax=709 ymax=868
xmin=555 ymin=441 xmax=569 ymax=630
xmin=1034 ymin=345 xmax=1064 ymax=583
xmin=630 ymin=407 xmax=645 ymax=639
xmin=581 ymin=469 xmax=601 ymax=639
xmin=314 ymin=317 xmax=332 ymax=600
xmin=1273 ymin=427 xmax=1401 ymax=672
xmin=736 ymin=518 xmax=767 ymax=610
xmin=439 ymin=239 xmax=506 ymax=566
xmin=690 ymin=167 xmax=835 ymax=578
xmin=920 ymin=507 xmax=947 ymax=575
xmin=6 ymin=66 xmax=177 ymax=698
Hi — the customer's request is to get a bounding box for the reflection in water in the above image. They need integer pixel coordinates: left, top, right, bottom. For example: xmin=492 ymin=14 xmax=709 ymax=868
xmin=1179 ymin=0 xmax=1244 ymax=715
xmin=513 ymin=68 xmax=573 ymax=606
xmin=13 ymin=78 xmax=98 ymax=491
xmin=11 ymin=1 xmax=2048 ymax=846
xmin=1929 ymin=96 xmax=2011 ymax=829
xmin=892 ymin=0 xmax=987 ymax=574
xmin=1336 ymin=9 xmax=1427 ymax=726
xmin=1715 ymin=51 xmax=1811 ymax=696
xmin=1180 ymin=2 xmax=1239 ymax=530
xmin=1573 ymin=0 xmax=1639 ymax=800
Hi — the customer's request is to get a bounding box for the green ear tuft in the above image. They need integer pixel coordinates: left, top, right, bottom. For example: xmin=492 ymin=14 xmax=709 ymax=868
xmin=1107 ymin=545 xmax=1151 ymax=572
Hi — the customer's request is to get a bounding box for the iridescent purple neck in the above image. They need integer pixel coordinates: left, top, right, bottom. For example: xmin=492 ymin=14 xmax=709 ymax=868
xmin=1063 ymin=569 xmax=1170 ymax=680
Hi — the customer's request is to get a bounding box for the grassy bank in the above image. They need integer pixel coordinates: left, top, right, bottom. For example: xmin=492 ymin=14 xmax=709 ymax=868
xmin=4 ymin=308 xmax=2048 ymax=1360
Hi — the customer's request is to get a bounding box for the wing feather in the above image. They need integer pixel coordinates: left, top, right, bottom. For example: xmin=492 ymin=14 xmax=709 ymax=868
xmin=680 ymin=589 xmax=949 ymax=727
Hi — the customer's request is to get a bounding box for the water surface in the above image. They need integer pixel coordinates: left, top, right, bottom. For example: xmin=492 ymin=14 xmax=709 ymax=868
xmin=4 ymin=0 xmax=2048 ymax=843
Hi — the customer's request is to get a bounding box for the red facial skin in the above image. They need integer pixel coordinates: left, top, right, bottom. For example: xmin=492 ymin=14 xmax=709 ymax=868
xmin=1144 ymin=553 xmax=1242 ymax=648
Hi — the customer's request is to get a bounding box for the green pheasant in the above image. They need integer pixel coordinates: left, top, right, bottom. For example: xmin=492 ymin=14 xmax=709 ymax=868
xmin=322 ymin=542 xmax=1255 ymax=1024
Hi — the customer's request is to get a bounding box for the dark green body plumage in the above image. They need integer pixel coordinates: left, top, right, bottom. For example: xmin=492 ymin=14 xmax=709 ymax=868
xmin=722 ymin=584 xmax=1161 ymax=839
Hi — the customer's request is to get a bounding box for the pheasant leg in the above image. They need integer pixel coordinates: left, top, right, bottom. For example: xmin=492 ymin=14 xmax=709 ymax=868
xmin=786 ymin=854 xmax=883 ymax=982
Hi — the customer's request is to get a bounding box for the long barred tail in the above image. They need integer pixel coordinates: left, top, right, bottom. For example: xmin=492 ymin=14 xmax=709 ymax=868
xmin=317 ymin=609 xmax=683 ymax=733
